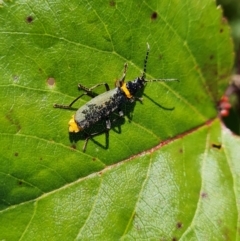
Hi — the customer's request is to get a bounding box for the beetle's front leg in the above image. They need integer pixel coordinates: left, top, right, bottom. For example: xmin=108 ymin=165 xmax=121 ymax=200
xmin=135 ymin=97 xmax=143 ymax=103
xmin=115 ymin=63 xmax=128 ymax=87
xmin=128 ymin=96 xmax=143 ymax=103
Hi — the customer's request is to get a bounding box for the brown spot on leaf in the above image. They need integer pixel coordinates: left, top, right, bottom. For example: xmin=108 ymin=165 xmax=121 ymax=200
xmin=47 ymin=77 xmax=55 ymax=86
xmin=26 ymin=16 xmax=33 ymax=23
xmin=109 ymin=0 xmax=116 ymax=7
xmin=18 ymin=180 xmax=23 ymax=185
xmin=151 ymin=11 xmax=158 ymax=20
xmin=201 ymin=192 xmax=208 ymax=198
xmin=176 ymin=222 xmax=182 ymax=229
xmin=209 ymin=55 xmax=214 ymax=60
xmin=212 ymin=143 xmax=222 ymax=149
xmin=14 ymin=152 xmax=18 ymax=157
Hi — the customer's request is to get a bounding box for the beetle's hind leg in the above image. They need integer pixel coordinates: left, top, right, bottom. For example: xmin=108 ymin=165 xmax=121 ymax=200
xmin=82 ymin=109 xmax=125 ymax=152
xmin=82 ymin=117 xmax=111 ymax=152
xmin=82 ymin=130 xmax=109 ymax=152
xmin=54 ymin=82 xmax=110 ymax=109
xmin=54 ymin=93 xmax=89 ymax=109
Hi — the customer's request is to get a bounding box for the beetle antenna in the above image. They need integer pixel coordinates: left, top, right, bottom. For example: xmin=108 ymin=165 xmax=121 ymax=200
xmin=141 ymin=43 xmax=150 ymax=79
xmin=146 ymin=78 xmax=179 ymax=82
xmin=142 ymin=44 xmax=179 ymax=83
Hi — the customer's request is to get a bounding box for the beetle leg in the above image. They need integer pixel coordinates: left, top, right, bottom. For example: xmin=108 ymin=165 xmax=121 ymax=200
xmin=53 ymin=93 xmax=89 ymax=109
xmin=54 ymin=83 xmax=111 ymax=109
xmin=127 ymin=96 xmax=143 ymax=103
xmin=82 ymin=138 xmax=89 ymax=152
xmin=82 ymin=118 xmax=111 ymax=152
xmin=83 ymin=130 xmax=109 ymax=152
xmin=106 ymin=117 xmax=111 ymax=129
xmin=110 ymin=109 xmax=124 ymax=125
xmin=78 ymin=82 xmax=110 ymax=94
xmin=118 ymin=109 xmax=124 ymax=117
xmin=135 ymin=97 xmax=143 ymax=103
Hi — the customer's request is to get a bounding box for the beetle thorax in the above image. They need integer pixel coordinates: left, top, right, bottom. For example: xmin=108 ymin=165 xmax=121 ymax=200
xmin=126 ymin=77 xmax=145 ymax=96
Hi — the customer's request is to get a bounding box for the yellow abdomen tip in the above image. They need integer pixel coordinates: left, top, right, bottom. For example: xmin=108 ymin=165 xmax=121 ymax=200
xmin=68 ymin=116 xmax=81 ymax=133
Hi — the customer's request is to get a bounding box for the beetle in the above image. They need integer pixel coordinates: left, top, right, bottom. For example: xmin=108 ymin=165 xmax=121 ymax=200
xmin=54 ymin=43 xmax=178 ymax=151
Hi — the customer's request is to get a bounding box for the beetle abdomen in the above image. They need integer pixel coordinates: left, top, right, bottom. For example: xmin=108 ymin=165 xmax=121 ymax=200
xmin=75 ymin=88 xmax=126 ymax=130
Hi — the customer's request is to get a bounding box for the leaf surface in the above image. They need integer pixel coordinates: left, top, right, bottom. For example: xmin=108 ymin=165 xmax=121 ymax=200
xmin=0 ymin=0 xmax=237 ymax=240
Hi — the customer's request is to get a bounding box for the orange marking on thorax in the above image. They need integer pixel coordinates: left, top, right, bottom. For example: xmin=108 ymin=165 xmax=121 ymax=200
xmin=120 ymin=83 xmax=132 ymax=98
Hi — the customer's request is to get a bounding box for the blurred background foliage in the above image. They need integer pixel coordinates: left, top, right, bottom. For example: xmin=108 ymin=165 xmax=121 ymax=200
xmin=217 ymin=0 xmax=240 ymax=135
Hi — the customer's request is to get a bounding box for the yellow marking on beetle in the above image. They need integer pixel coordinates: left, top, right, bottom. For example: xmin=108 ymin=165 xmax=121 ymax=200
xmin=120 ymin=83 xmax=132 ymax=98
xmin=68 ymin=115 xmax=81 ymax=132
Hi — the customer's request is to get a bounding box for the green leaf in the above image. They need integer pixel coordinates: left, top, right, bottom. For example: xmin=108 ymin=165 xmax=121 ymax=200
xmin=0 ymin=0 xmax=237 ymax=240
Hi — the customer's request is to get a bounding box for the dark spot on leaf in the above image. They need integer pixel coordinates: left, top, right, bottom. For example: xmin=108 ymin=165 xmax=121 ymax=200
xmin=212 ymin=143 xmax=221 ymax=149
xmin=176 ymin=222 xmax=182 ymax=229
xmin=201 ymin=192 xmax=208 ymax=198
xmin=99 ymin=171 xmax=103 ymax=175
xmin=209 ymin=55 xmax=214 ymax=60
xmin=14 ymin=152 xmax=18 ymax=157
xmin=151 ymin=11 xmax=158 ymax=20
xmin=18 ymin=180 xmax=23 ymax=185
xmin=179 ymin=148 xmax=183 ymax=153
xmin=220 ymin=28 xmax=223 ymax=33
xmin=47 ymin=77 xmax=55 ymax=86
xmin=172 ymin=237 xmax=178 ymax=241
xmin=39 ymin=157 xmax=42 ymax=161
xmin=158 ymin=54 xmax=163 ymax=60
xmin=92 ymin=157 xmax=96 ymax=161
xmin=109 ymin=0 xmax=115 ymax=7
xmin=26 ymin=16 xmax=33 ymax=23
